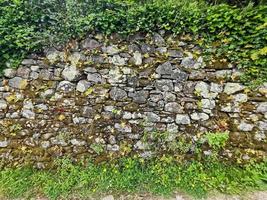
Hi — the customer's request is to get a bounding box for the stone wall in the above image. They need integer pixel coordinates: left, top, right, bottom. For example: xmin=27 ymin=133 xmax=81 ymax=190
xmin=0 ymin=33 xmax=266 ymax=168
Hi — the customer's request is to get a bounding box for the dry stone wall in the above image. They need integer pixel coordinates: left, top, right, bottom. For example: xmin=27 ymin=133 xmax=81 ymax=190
xmin=0 ymin=33 xmax=266 ymax=167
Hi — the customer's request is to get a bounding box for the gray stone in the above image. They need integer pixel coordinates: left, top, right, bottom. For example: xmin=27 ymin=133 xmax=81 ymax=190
xmin=168 ymin=50 xmax=183 ymax=58
xmin=201 ymin=99 xmax=216 ymax=109
xmin=21 ymin=59 xmax=36 ymax=65
xmin=39 ymin=69 xmax=53 ymax=80
xmin=115 ymin=123 xmax=132 ymax=133
xmin=259 ymin=121 xmax=267 ymax=131
xmin=145 ymin=112 xmax=160 ymax=122
xmin=238 ymin=121 xmax=254 ymax=131
xmin=87 ymin=73 xmax=102 ymax=83
xmin=82 ymin=38 xmax=100 ymax=49
xmin=167 ymin=123 xmax=178 ymax=133
xmin=134 ymin=141 xmax=146 ymax=150
xmin=210 ymin=83 xmax=223 ymax=93
xmin=84 ymin=67 xmax=97 ymax=73
xmin=17 ymin=67 xmax=31 ymax=79
xmin=41 ymin=141 xmax=50 ymax=149
xmin=234 ymin=93 xmax=248 ymax=103
xmin=3 ymin=68 xmax=16 ymax=78
xmin=68 ymin=52 xmax=85 ymax=66
xmin=190 ymin=112 xmax=209 ymax=121
xmin=130 ymin=90 xmax=149 ymax=103
xmin=46 ymin=49 xmax=61 ymax=63
xmin=30 ymin=71 xmax=39 ymax=80
xmin=82 ymin=106 xmax=94 ymax=118
xmin=176 ymin=114 xmax=190 ymax=125
xmin=195 ymin=81 xmax=210 ymax=98
xmin=163 ymin=92 xmax=176 ymax=102
xmin=8 ymin=77 xmax=28 ymax=89
xmin=22 ymin=109 xmax=35 ymax=119
xmin=0 ymin=100 xmax=7 ymax=110
xmin=102 ymin=195 xmax=114 ymax=200
xmin=165 ymin=102 xmax=183 ymax=113
xmin=133 ymin=51 xmax=142 ymax=65
xmin=57 ymin=81 xmax=75 ymax=92
xmin=224 ymin=83 xmax=244 ymax=95
xmin=181 ymin=57 xmax=195 ymax=68
xmin=150 ymin=94 xmax=162 ymax=102
xmin=257 ymin=102 xmax=267 ymax=113
xmin=156 ymin=62 xmax=173 ymax=75
xmin=254 ymin=132 xmax=266 ymax=141
xmin=155 ymin=79 xmax=173 ymax=91
xmin=41 ymin=89 xmax=55 ymax=98
xmin=109 ymin=55 xmax=126 ymax=66
xmin=76 ymin=80 xmax=91 ymax=93
xmin=62 ymin=65 xmax=80 ymax=81
xmin=0 ymin=140 xmax=8 ymax=148
xmin=110 ymin=87 xmax=127 ymax=101
xmin=172 ymin=69 xmax=188 ymax=81
xmin=106 ymin=45 xmax=120 ymax=55
xmin=153 ymin=33 xmax=165 ymax=46
xmin=107 ymin=144 xmax=120 ymax=151
xmin=70 ymin=139 xmax=86 ymax=146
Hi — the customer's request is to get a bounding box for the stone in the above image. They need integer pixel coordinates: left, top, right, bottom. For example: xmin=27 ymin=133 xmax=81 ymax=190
xmin=82 ymin=106 xmax=94 ymax=118
xmin=190 ymin=112 xmax=209 ymax=121
xmin=0 ymin=140 xmax=8 ymax=148
xmin=224 ymin=83 xmax=244 ymax=95
xmin=84 ymin=67 xmax=97 ymax=73
xmin=234 ymin=93 xmax=248 ymax=103
xmin=167 ymin=123 xmax=178 ymax=133
xmin=68 ymin=52 xmax=85 ymax=66
xmin=145 ymin=112 xmax=160 ymax=122
xmin=41 ymin=89 xmax=55 ymax=98
xmin=70 ymin=139 xmax=86 ymax=146
xmin=195 ymin=81 xmax=210 ymax=98
xmin=46 ymin=49 xmax=61 ymax=63
xmin=57 ymin=81 xmax=75 ymax=92
xmin=134 ymin=140 xmax=146 ymax=150
xmin=168 ymin=50 xmax=183 ymax=58
xmin=106 ymin=45 xmax=120 ymax=55
xmin=129 ymin=90 xmax=149 ymax=104
xmin=3 ymin=68 xmax=16 ymax=78
xmin=110 ymin=87 xmax=127 ymax=101
xmin=39 ymin=69 xmax=53 ymax=80
xmin=210 ymin=83 xmax=223 ymax=93
xmin=81 ymin=38 xmax=100 ymax=49
xmin=259 ymin=121 xmax=267 ymax=131
xmin=201 ymin=99 xmax=216 ymax=109
xmin=238 ymin=121 xmax=254 ymax=131
xmin=62 ymin=65 xmax=80 ymax=81
xmin=181 ymin=57 xmax=195 ymax=68
xmin=163 ymin=92 xmax=176 ymax=102
xmin=172 ymin=69 xmax=188 ymax=82
xmin=0 ymin=100 xmax=7 ymax=110
xmin=165 ymin=102 xmax=183 ymax=113
xmin=76 ymin=80 xmax=91 ymax=93
xmin=109 ymin=55 xmax=126 ymax=66
xmin=156 ymin=62 xmax=173 ymax=75
xmin=22 ymin=109 xmax=35 ymax=119
xmin=155 ymin=79 xmax=173 ymax=91
xmin=153 ymin=33 xmax=165 ymax=46
xmin=176 ymin=114 xmax=190 ymax=125
xmin=132 ymin=51 xmax=142 ymax=65
xmin=87 ymin=73 xmax=102 ymax=83
xmin=102 ymin=195 xmax=114 ymax=200
xmin=17 ymin=67 xmax=31 ymax=79
xmin=257 ymin=102 xmax=267 ymax=113
xmin=115 ymin=123 xmax=132 ymax=133
xmin=254 ymin=132 xmax=266 ymax=141
xmin=8 ymin=77 xmax=28 ymax=89
xmin=21 ymin=59 xmax=36 ymax=65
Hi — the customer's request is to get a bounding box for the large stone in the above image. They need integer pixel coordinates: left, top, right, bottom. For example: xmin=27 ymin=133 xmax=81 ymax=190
xmin=167 ymin=123 xmax=179 ymax=133
xmin=22 ymin=109 xmax=35 ymax=119
xmin=201 ymin=99 xmax=216 ymax=109
xmin=129 ymin=90 xmax=149 ymax=104
xmin=155 ymin=79 xmax=173 ymax=91
xmin=62 ymin=65 xmax=80 ymax=81
xmin=176 ymin=114 xmax=190 ymax=125
xmin=190 ymin=112 xmax=209 ymax=121
xmin=259 ymin=121 xmax=267 ymax=131
xmin=145 ymin=112 xmax=160 ymax=122
xmin=102 ymin=195 xmax=114 ymax=200
xmin=3 ymin=68 xmax=16 ymax=78
xmin=156 ymin=62 xmax=173 ymax=75
xmin=181 ymin=57 xmax=195 ymax=68
xmin=57 ymin=81 xmax=75 ymax=92
xmin=195 ymin=81 xmax=210 ymax=98
xmin=81 ymin=38 xmax=100 ymax=49
xmin=109 ymin=55 xmax=126 ymax=66
xmin=76 ymin=80 xmax=91 ymax=93
xmin=168 ymin=50 xmax=183 ymax=58
xmin=0 ymin=140 xmax=8 ymax=148
xmin=8 ymin=77 xmax=28 ymax=89
xmin=110 ymin=87 xmax=127 ymax=101
xmin=39 ymin=69 xmax=53 ymax=80
xmin=172 ymin=69 xmax=188 ymax=82
xmin=87 ymin=73 xmax=102 ymax=83
xmin=224 ymin=83 xmax=244 ymax=95
xmin=238 ymin=121 xmax=254 ymax=131
xmin=115 ymin=123 xmax=132 ymax=133
xmin=0 ymin=100 xmax=7 ymax=110
xmin=133 ymin=51 xmax=142 ymax=65
xmin=106 ymin=45 xmax=120 ymax=55
xmin=17 ymin=67 xmax=31 ymax=79
xmin=153 ymin=33 xmax=165 ymax=46
xmin=257 ymin=102 xmax=267 ymax=113
xmin=165 ymin=102 xmax=183 ymax=113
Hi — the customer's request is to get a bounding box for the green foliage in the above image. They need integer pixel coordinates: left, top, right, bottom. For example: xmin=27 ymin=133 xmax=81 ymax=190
xmin=0 ymin=158 xmax=266 ymax=199
xmin=0 ymin=0 xmax=266 ymax=84
xmin=205 ymin=131 xmax=229 ymax=150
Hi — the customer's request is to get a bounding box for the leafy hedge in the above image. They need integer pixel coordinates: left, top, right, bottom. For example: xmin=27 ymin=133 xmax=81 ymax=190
xmin=0 ymin=0 xmax=266 ymax=85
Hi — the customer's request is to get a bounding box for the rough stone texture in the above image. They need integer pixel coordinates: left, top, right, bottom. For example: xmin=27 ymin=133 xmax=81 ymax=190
xmin=0 ymin=33 xmax=266 ymax=168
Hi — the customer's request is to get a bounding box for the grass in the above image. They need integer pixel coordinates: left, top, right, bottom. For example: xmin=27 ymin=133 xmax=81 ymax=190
xmin=0 ymin=157 xmax=266 ymax=199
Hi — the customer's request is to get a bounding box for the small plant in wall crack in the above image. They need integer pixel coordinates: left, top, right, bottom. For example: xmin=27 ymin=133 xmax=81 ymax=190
xmin=204 ymin=131 xmax=229 ymax=151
